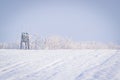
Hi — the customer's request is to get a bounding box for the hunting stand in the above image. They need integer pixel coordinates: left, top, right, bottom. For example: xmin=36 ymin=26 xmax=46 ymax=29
xmin=20 ymin=32 xmax=30 ymax=49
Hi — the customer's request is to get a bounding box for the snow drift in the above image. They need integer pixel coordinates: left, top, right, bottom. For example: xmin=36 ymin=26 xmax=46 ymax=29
xmin=0 ymin=49 xmax=120 ymax=80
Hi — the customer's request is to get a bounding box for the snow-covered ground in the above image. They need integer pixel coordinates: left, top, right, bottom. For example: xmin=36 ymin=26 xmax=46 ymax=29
xmin=0 ymin=49 xmax=120 ymax=80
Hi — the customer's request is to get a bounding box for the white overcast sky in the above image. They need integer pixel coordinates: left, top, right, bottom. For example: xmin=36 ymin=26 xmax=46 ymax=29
xmin=0 ymin=0 xmax=120 ymax=44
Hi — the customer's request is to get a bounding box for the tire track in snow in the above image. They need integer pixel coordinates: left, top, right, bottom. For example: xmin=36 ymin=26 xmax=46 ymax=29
xmin=0 ymin=61 xmax=26 ymax=74
xmin=75 ymin=50 xmax=120 ymax=80
xmin=0 ymin=61 xmax=28 ymax=80
xmin=12 ymin=59 xmax=64 ymax=80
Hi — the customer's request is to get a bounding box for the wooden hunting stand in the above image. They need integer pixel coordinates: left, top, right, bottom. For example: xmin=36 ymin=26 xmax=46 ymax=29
xmin=20 ymin=32 xmax=30 ymax=49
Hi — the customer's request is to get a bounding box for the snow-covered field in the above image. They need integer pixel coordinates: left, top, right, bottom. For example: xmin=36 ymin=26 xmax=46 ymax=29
xmin=0 ymin=49 xmax=120 ymax=80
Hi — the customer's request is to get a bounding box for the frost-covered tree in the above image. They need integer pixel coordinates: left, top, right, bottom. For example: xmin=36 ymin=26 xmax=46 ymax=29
xmin=0 ymin=35 xmax=120 ymax=49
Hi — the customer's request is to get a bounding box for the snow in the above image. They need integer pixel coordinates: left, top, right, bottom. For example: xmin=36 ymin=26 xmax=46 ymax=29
xmin=0 ymin=49 xmax=120 ymax=80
